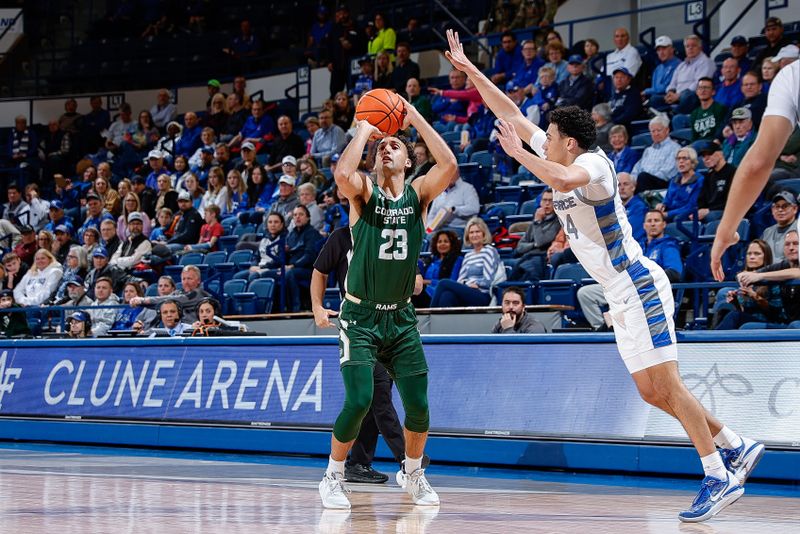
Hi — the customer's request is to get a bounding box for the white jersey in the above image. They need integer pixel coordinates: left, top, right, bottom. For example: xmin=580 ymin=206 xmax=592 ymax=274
xmin=763 ymin=60 xmax=800 ymax=126
xmin=529 ymin=130 xmax=677 ymax=371
xmin=530 ymin=131 xmax=644 ymax=287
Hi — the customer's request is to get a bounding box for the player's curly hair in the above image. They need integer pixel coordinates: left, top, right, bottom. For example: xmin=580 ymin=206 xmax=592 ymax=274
xmin=549 ymin=106 xmax=597 ymax=150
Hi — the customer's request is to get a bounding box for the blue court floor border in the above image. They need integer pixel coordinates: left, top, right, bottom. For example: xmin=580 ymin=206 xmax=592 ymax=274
xmin=1 ymin=441 xmax=798 ymax=499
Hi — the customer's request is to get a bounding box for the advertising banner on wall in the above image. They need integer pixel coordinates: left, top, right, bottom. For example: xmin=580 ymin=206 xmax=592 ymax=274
xmin=0 ymin=338 xmax=797 ymax=446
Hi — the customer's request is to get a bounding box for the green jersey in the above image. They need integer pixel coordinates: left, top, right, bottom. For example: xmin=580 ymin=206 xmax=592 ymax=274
xmin=346 ymin=184 xmax=424 ymax=303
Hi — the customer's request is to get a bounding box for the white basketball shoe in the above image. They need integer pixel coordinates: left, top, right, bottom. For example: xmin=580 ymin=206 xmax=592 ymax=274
xmin=319 ymin=471 xmax=351 ymax=509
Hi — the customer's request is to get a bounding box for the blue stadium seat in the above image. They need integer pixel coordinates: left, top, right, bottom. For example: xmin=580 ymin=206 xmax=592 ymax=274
xmin=323 ymin=287 xmax=342 ymax=311
xmin=248 ymin=278 xmax=276 ymax=314
xmin=442 ymin=130 xmax=461 ymax=145
xmin=228 ymin=249 xmax=254 ymax=268
xmin=217 ymin=235 xmax=240 ymax=255
xmin=485 ymin=202 xmax=518 ymax=217
xmin=179 ymin=252 xmax=204 ymax=266
xmin=632 ymin=132 xmax=652 ymax=148
xmin=494 ymin=185 xmax=524 ymax=203
xmin=777 ymin=178 xmax=800 ymax=195
xmin=672 ymin=114 xmax=691 ymax=130
xmin=223 ymin=279 xmax=248 ymax=314
xmin=469 ymin=150 xmax=493 ymax=168
xmin=553 ymin=263 xmax=589 ymax=281
xmin=537 ymin=279 xmax=579 ymax=308
xmin=493 ymin=281 xmax=535 ymax=305
xmin=671 ymin=128 xmax=693 ymax=144
xmin=519 ymin=199 xmax=538 ymax=215
xmin=146 ymin=283 xmax=159 ymax=297
xmin=233 ymin=224 xmax=255 ymax=237
xmin=203 ymin=251 xmax=228 ymax=269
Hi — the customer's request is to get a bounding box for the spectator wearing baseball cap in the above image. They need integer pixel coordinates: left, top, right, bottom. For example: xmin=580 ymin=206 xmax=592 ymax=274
xmin=44 ymin=199 xmax=74 ymax=235
xmin=206 ymin=79 xmax=224 ymax=111
xmin=109 ymin=211 xmax=153 ymax=271
xmin=695 ymin=141 xmax=736 ymax=222
xmin=723 ymin=107 xmax=755 ymax=167
xmin=144 ymin=149 xmax=166 ymax=190
xmin=772 ymin=44 xmax=799 ymax=68
xmin=67 ymin=310 xmax=92 ymax=339
xmin=84 ymin=246 xmax=124 ymax=301
xmin=167 ymin=190 xmax=205 ymax=249
xmin=269 ymin=175 xmax=301 ymax=222
xmin=728 ymin=36 xmax=751 ymax=74
xmin=761 ymin=191 xmax=798 ymax=262
xmin=609 ymin=67 xmax=642 ymax=129
xmin=52 ymin=224 xmax=77 ymax=266
xmin=50 ymin=247 xmax=89 ymax=305
xmin=556 ymin=54 xmax=594 ymax=111
xmin=754 ymin=17 xmax=790 ymax=69
xmin=644 ymin=36 xmax=681 ymax=111
xmin=78 ymin=191 xmax=115 ymax=245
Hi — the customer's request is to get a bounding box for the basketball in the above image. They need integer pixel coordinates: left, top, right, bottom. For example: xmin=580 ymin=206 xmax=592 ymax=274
xmin=355 ymin=88 xmax=406 ymax=135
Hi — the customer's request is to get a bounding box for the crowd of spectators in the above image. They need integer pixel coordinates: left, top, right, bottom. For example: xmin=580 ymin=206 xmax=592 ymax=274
xmin=2 ymin=10 xmax=800 ymax=336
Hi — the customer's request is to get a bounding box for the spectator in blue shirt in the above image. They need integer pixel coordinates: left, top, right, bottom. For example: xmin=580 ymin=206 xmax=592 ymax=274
xmin=715 ymin=57 xmax=743 ymax=110
xmin=352 ymin=56 xmax=375 ymax=96
xmin=641 ymin=209 xmax=684 ymax=281
xmin=491 ymin=31 xmax=523 ymax=85
xmin=144 ymin=149 xmax=166 ymax=191
xmin=78 ymin=192 xmax=115 ymax=244
xmin=284 ymin=204 xmax=322 ymax=311
xmin=657 ymin=146 xmax=704 ymax=222
xmin=644 ymin=35 xmax=681 ymax=111
xmin=511 ymin=40 xmax=545 ymax=92
xmin=228 ymin=99 xmax=276 ymax=152
xmin=226 ymin=19 xmax=261 ymax=59
xmin=618 ymin=172 xmax=648 ymax=243
xmin=609 ymin=67 xmax=642 ymax=129
xmin=44 ymin=201 xmax=75 ymax=236
xmin=542 ymin=41 xmax=568 ymax=83
xmin=175 ymin=112 xmax=202 ymax=157
xmin=607 ymin=125 xmax=639 ymax=174
xmin=728 ymin=35 xmax=752 ymax=74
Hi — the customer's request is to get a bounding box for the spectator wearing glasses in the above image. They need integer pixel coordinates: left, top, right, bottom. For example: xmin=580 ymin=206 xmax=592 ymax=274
xmin=689 ymin=77 xmax=727 ymax=142
xmin=761 ymin=191 xmax=798 ymax=262
xmin=656 ymin=147 xmax=704 ymax=222
xmin=664 ymin=34 xmax=716 ymax=113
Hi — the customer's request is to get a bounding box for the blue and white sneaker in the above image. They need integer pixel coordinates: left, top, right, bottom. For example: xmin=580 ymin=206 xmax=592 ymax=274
xmin=721 ymin=437 xmax=765 ymax=485
xmin=678 ymin=471 xmax=744 ymax=523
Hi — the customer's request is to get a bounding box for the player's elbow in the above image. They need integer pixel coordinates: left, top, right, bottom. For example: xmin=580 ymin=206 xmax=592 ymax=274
xmin=439 ymin=153 xmax=458 ymax=176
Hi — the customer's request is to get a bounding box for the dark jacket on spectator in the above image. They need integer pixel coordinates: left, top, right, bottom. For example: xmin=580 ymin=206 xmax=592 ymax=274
xmin=0 ymin=308 xmax=30 ymax=337
xmin=557 ymin=74 xmax=594 ymax=110
xmin=167 ymin=207 xmax=204 ymax=245
xmin=286 ymin=223 xmax=321 ymax=268
xmin=269 ymin=133 xmax=306 ymax=165
xmin=697 ymin=162 xmax=736 ymax=212
xmin=609 ymin=85 xmax=642 ymax=128
xmin=516 ymin=213 xmax=561 ymax=256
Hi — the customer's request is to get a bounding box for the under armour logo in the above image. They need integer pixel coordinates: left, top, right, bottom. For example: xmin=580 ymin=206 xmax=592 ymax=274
xmin=0 ymin=350 xmax=22 ymax=411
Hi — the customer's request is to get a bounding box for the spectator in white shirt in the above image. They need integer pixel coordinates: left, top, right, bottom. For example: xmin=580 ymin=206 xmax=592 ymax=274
xmin=150 ymin=89 xmax=176 ymax=130
xmin=605 ymin=28 xmax=642 ymax=78
xmin=427 ymin=174 xmax=480 ymax=229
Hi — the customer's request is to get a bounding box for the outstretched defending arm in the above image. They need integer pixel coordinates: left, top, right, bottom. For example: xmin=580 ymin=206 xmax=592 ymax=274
xmin=334 ymin=121 xmax=381 ymax=202
xmin=444 ymin=29 xmax=540 ymax=145
xmin=444 ymin=30 xmax=590 ymax=193
xmin=404 ymin=96 xmax=458 ymax=206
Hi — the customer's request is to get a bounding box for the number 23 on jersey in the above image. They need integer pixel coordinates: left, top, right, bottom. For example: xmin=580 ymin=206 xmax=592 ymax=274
xmin=378 ymin=229 xmax=408 ymax=260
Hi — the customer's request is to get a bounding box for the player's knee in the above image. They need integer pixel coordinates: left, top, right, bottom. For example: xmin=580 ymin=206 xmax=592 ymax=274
xmin=637 ymin=386 xmax=662 ymax=406
xmin=397 ymin=374 xmax=430 ymax=433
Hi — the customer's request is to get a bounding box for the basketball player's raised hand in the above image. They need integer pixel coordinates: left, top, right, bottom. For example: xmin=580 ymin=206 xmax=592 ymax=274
xmin=495 ymin=119 xmax=524 ymax=157
xmin=393 ymin=93 xmax=415 ymax=130
xmin=445 ymin=29 xmax=473 ymax=73
xmin=356 ymin=119 xmax=383 ymax=141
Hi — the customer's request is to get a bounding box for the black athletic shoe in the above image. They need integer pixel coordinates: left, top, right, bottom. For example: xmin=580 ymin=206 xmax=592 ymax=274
xmin=344 ymin=463 xmax=389 ymax=484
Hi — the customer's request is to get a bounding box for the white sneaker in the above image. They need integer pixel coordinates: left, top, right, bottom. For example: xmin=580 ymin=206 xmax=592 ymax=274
xmin=404 ymin=468 xmax=440 ymax=506
xmin=396 ymin=468 xmax=407 ymax=489
xmin=319 ymin=471 xmax=351 ymax=509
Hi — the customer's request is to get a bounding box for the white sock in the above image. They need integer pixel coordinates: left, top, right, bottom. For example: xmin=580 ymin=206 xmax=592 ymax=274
xmin=404 ymin=455 xmax=422 ymax=474
xmin=700 ymin=451 xmax=728 ymax=480
xmin=713 ymin=426 xmax=743 ymax=450
xmin=326 ymin=456 xmax=345 ymax=477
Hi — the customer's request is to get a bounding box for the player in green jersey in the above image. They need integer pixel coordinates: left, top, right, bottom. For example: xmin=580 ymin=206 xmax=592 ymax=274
xmin=318 ymin=96 xmax=457 ymax=510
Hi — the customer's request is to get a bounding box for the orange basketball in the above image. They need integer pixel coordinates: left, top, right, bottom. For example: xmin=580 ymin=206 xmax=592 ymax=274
xmin=355 ymin=88 xmax=406 ymax=135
